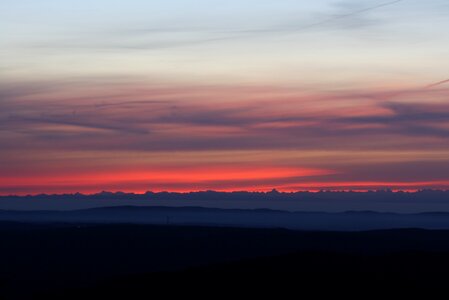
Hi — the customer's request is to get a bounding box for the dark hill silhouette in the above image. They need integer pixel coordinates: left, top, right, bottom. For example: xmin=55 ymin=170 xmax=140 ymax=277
xmin=58 ymin=252 xmax=449 ymax=298
xmin=2 ymin=223 xmax=449 ymax=298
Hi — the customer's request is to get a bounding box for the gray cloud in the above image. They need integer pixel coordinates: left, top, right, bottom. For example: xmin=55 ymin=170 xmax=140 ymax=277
xmin=11 ymin=114 xmax=150 ymax=135
xmin=335 ymin=102 xmax=449 ymax=138
xmin=1 ymin=78 xmax=449 ymax=152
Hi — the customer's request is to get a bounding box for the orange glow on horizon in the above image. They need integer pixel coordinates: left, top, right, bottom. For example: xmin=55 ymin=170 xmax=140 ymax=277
xmin=0 ymin=166 xmax=333 ymax=186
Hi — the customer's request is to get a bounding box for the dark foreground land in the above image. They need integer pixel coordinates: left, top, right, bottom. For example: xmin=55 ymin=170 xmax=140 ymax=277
xmin=2 ymin=222 xmax=449 ymax=298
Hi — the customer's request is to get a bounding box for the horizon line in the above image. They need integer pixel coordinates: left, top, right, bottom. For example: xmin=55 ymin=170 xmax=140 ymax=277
xmin=2 ymin=188 xmax=449 ymax=197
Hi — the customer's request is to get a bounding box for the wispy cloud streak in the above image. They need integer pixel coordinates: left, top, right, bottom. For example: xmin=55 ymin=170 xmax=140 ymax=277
xmin=426 ymin=79 xmax=449 ymax=89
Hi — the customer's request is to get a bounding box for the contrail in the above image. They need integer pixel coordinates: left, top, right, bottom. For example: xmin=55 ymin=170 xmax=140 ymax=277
xmin=224 ymin=0 xmax=405 ymax=36
xmin=426 ymin=79 xmax=449 ymax=89
xmin=284 ymin=0 xmax=404 ymax=33
xmin=123 ymin=0 xmax=405 ymax=50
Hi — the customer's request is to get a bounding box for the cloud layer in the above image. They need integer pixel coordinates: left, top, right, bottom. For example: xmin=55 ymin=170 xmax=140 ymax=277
xmin=1 ymin=78 xmax=449 ymax=194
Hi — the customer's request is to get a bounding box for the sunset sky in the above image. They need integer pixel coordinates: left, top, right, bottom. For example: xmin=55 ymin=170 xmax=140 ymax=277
xmin=1 ymin=0 xmax=449 ymax=194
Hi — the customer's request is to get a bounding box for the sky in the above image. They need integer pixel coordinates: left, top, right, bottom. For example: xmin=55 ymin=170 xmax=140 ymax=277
xmin=1 ymin=0 xmax=449 ymax=195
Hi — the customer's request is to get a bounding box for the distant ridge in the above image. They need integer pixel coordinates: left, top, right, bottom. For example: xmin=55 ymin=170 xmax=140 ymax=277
xmin=79 ymin=205 xmax=288 ymax=214
xmin=2 ymin=190 xmax=449 ymax=213
xmin=3 ymin=189 xmax=449 ymax=202
xmin=3 ymin=205 xmax=449 ymax=231
xmin=3 ymin=204 xmax=449 ymax=216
